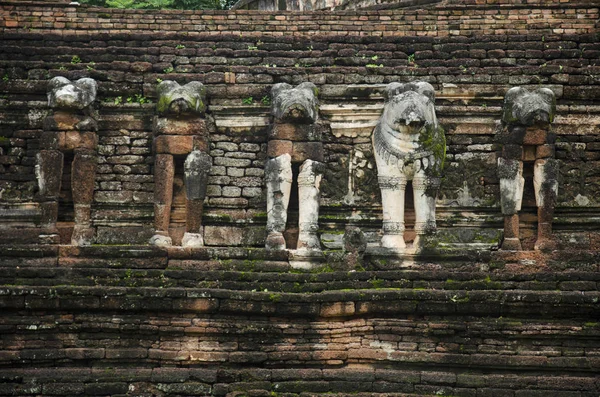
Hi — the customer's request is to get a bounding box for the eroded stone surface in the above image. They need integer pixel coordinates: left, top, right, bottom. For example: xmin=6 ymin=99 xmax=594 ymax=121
xmin=156 ymin=80 xmax=206 ymax=116
xmin=38 ymin=77 xmax=99 ymax=246
xmin=265 ymin=154 xmax=292 ymax=250
xmin=152 ymin=81 xmax=211 ymax=247
xmin=297 ymin=159 xmax=324 ymax=252
xmin=498 ymin=87 xmax=558 ymax=251
xmin=271 ymin=82 xmax=319 ymax=124
xmin=47 ymin=77 xmax=97 ymax=110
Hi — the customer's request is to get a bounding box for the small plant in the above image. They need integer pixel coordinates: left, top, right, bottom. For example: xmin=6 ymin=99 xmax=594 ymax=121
xmin=2 ymin=74 xmax=8 ymax=82
xmin=307 ymin=45 xmax=313 ymax=51
xmin=366 ymin=63 xmax=383 ymax=68
xmin=459 ymin=65 xmax=467 ymax=73
xmin=176 ymin=44 xmax=185 ymax=49
xmin=371 ymin=55 xmax=378 ymax=61
xmin=163 ymin=66 xmax=174 ymax=73
xmin=126 ymin=96 xmax=134 ymax=103
xmin=114 ymin=96 xmax=123 ymax=105
xmin=248 ymin=45 xmax=258 ymax=51
xmin=260 ymin=95 xmax=271 ymax=106
xmin=71 ymin=55 xmax=81 ymax=64
xmin=242 ymin=96 xmax=254 ymax=105
xmin=58 ymin=66 xmax=67 ymax=71
xmin=135 ymin=94 xmax=149 ymax=104
xmin=407 ymin=53 xmax=416 ymax=63
xmin=86 ymin=61 xmax=96 ymax=71
xmin=156 ymin=78 xmax=163 ymax=83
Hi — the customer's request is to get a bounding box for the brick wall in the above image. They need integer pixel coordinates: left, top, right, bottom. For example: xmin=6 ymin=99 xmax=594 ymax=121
xmin=0 ymin=3 xmax=599 ymax=248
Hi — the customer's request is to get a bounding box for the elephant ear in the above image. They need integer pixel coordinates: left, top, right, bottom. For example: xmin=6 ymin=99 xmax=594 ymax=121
xmin=383 ymin=82 xmax=404 ymax=102
xmin=502 ymin=87 xmax=526 ymax=124
xmin=297 ymin=82 xmax=319 ymax=100
xmin=74 ymin=78 xmax=98 ymax=97
xmin=535 ymin=87 xmax=556 ymax=121
xmin=183 ymin=81 xmax=206 ymax=99
xmin=410 ymin=81 xmax=435 ymax=103
xmin=157 ymin=80 xmax=180 ymax=98
xmin=48 ymin=76 xmax=71 ymax=91
xmin=270 ymin=83 xmax=292 ymax=102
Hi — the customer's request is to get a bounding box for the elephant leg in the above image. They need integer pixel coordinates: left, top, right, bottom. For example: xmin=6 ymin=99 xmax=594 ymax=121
xmin=182 ymin=150 xmax=212 ymax=248
xmin=533 ymin=157 xmax=559 ymax=251
xmin=498 ymin=157 xmax=524 ymax=250
xmin=297 ymin=159 xmax=323 ymax=251
xmin=412 ymin=171 xmax=440 ymax=252
xmin=36 ymin=150 xmax=63 ymax=229
xmin=378 ymin=175 xmax=407 ymax=251
xmin=150 ymin=154 xmax=174 ymax=247
xmin=265 ymin=154 xmax=293 ymax=250
xmin=71 ymin=148 xmax=97 ymax=246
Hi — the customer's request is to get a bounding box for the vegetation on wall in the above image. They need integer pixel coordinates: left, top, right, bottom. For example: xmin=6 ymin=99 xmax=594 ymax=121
xmin=79 ymin=0 xmax=236 ymax=10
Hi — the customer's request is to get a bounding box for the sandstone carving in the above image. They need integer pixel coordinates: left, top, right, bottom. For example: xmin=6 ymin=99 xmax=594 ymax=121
xmin=271 ymin=82 xmax=319 ymax=123
xmin=297 ymin=159 xmax=324 ymax=251
xmin=150 ymin=80 xmax=211 ymax=248
xmin=497 ymin=87 xmax=557 ymax=251
xmin=47 ymin=76 xmax=97 ymax=110
xmin=372 ymin=81 xmax=446 ymax=252
xmin=265 ymin=154 xmax=293 ymax=250
xmin=37 ymin=76 xmax=99 ymax=245
xmin=266 ymin=82 xmax=324 ymax=252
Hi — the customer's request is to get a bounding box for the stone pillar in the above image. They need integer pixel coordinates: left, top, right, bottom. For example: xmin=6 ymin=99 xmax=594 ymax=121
xmin=378 ymin=176 xmax=407 ymax=250
xmin=265 ymin=154 xmax=293 ymax=250
xmin=39 ymin=77 xmax=98 ymax=245
xmin=498 ymin=87 xmax=557 ymax=251
xmin=266 ymin=82 xmax=323 ymax=252
xmin=412 ymin=174 xmax=440 ymax=249
xmin=182 ymin=150 xmax=212 ymax=247
xmin=297 ymin=159 xmax=324 ymax=251
xmin=372 ymin=81 xmax=446 ymax=253
xmin=150 ymin=80 xmax=211 ymax=247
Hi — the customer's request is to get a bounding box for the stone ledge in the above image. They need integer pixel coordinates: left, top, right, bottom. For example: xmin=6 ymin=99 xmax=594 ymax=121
xmin=1 ymin=285 xmax=599 ymax=318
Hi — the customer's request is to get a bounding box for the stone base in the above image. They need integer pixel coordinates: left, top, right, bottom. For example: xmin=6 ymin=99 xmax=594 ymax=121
xmin=380 ymin=234 xmax=406 ymax=251
xmin=290 ymin=248 xmax=324 ymax=270
xmin=150 ymin=234 xmax=172 ymax=247
xmin=265 ymin=232 xmax=286 ymax=250
xmin=501 ymin=237 xmax=522 ymax=251
xmin=182 ymin=232 xmax=204 ymax=248
xmin=534 ymin=237 xmax=557 ymax=252
xmin=70 ymin=226 xmax=95 ymax=246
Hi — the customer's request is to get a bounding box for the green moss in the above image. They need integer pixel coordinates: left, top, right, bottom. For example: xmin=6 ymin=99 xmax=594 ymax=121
xmin=269 ymin=293 xmax=281 ymax=302
xmin=418 ymin=124 xmax=446 ymax=177
xmin=369 ymin=278 xmax=385 ymax=289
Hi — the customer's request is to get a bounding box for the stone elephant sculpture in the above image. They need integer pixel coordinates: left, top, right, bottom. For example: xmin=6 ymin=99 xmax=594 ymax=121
xmin=372 ymin=81 xmax=446 ymax=252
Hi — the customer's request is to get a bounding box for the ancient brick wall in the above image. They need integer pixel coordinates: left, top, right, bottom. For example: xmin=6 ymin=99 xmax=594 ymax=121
xmin=1 ymin=1 xmax=599 ymax=248
xmin=1 ymin=1 xmax=600 ymax=395
xmin=1 ymin=245 xmax=600 ymax=396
